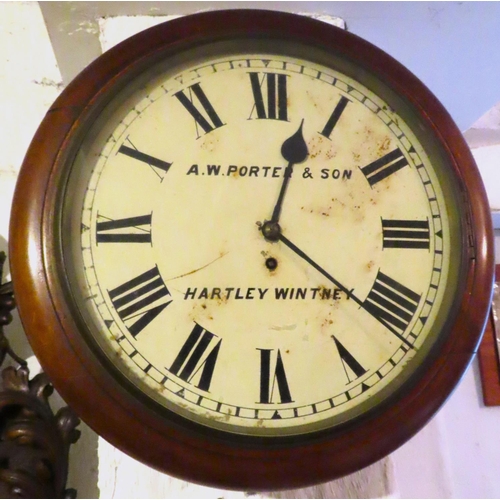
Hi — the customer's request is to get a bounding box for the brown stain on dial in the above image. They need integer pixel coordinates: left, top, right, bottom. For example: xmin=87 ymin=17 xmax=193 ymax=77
xmin=321 ymin=317 xmax=334 ymax=328
xmin=377 ymin=136 xmax=391 ymax=155
xmin=188 ymin=300 xmax=217 ymax=324
xmin=200 ymin=134 xmax=218 ymax=153
xmin=307 ymin=135 xmax=336 ymax=161
xmin=300 ymin=190 xmax=372 ymax=227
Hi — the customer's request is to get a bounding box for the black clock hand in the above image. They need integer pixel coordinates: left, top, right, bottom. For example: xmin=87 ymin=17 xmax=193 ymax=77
xmin=270 ymin=120 xmax=309 ymax=224
xmin=278 ymin=233 xmax=415 ymax=350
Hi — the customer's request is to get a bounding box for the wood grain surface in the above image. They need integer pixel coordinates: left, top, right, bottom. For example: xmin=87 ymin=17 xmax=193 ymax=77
xmin=478 ymin=264 xmax=500 ymax=406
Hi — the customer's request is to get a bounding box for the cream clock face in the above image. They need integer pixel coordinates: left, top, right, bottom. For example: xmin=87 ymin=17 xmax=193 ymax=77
xmin=63 ymin=46 xmax=461 ymax=437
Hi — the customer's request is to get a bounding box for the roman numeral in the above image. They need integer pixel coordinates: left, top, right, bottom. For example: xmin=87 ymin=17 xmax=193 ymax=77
xmin=363 ymin=271 xmax=420 ymax=336
xmin=174 ymin=83 xmax=224 ymax=137
xmin=248 ymin=72 xmax=288 ymax=121
xmin=118 ymin=141 xmax=172 ymax=179
xmin=257 ymin=349 xmax=293 ymax=404
xmin=320 ymin=95 xmax=350 ymax=139
xmin=108 ymin=266 xmax=171 ymax=337
xmin=96 ymin=213 xmax=152 ymax=244
xmin=360 ymin=148 xmax=409 ymax=186
xmin=169 ymin=323 xmax=221 ymax=392
xmin=331 ymin=336 xmax=367 ymax=383
xmin=382 ymin=219 xmax=430 ymax=249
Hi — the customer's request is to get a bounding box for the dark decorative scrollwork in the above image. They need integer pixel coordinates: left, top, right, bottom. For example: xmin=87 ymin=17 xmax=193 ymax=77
xmin=0 ymin=251 xmax=80 ymax=498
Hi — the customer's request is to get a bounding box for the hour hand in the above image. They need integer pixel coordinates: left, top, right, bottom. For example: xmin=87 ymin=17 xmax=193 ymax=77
xmin=269 ymin=121 xmax=309 ymax=225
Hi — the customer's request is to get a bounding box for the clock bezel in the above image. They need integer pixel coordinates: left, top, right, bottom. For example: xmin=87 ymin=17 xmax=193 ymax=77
xmin=9 ymin=10 xmax=494 ymax=490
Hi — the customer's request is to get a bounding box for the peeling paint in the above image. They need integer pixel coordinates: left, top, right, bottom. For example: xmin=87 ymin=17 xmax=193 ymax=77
xmin=68 ymin=19 xmax=99 ymax=36
xmin=32 ymin=77 xmax=64 ymax=90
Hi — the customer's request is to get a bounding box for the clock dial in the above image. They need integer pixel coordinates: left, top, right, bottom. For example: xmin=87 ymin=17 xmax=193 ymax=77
xmin=62 ymin=47 xmax=461 ymax=437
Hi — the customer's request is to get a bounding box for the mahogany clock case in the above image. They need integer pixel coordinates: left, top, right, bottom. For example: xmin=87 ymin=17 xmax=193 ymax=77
xmin=9 ymin=10 xmax=494 ymax=490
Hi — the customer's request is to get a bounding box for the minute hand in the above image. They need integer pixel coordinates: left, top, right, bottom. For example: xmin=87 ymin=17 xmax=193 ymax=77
xmin=278 ymin=233 xmax=415 ymax=350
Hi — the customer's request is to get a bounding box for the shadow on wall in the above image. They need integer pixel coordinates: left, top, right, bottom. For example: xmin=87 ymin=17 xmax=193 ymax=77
xmin=1 ymin=234 xmax=100 ymax=498
xmin=67 ymin=422 xmax=100 ymax=499
xmin=267 ymin=458 xmax=394 ymax=499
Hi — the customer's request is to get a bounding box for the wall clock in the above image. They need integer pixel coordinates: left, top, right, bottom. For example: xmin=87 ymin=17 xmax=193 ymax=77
xmin=9 ymin=10 xmax=494 ymax=490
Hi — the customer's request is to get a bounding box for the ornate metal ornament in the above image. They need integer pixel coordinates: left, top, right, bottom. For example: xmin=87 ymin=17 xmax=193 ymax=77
xmin=0 ymin=252 xmax=80 ymax=499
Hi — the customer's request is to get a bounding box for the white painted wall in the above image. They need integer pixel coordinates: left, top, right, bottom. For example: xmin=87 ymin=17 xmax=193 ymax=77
xmin=1 ymin=2 xmax=499 ymax=498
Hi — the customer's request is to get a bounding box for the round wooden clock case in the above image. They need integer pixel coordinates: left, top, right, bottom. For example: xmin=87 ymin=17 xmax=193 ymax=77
xmin=9 ymin=10 xmax=494 ymax=490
